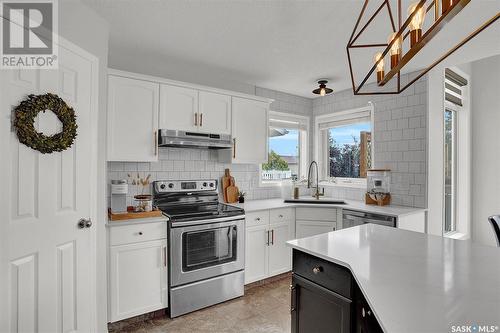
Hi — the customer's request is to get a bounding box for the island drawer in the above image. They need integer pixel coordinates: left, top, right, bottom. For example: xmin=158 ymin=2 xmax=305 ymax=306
xmin=292 ymin=249 xmax=352 ymax=299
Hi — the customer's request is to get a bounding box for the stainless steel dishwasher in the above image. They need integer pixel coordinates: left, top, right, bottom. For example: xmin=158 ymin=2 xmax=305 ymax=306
xmin=342 ymin=209 xmax=397 ymax=229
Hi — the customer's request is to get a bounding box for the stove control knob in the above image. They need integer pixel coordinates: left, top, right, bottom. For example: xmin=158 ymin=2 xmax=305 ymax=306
xmin=168 ymin=183 xmax=174 ymax=189
xmin=203 ymin=182 xmax=207 ymax=187
xmin=209 ymin=183 xmax=214 ymax=187
xmin=160 ymin=184 xmax=166 ymax=190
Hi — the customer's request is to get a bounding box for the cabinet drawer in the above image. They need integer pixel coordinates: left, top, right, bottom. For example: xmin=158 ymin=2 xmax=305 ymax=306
xmin=292 ymin=249 xmax=352 ymax=299
xmin=296 ymin=207 xmax=337 ymax=222
xmin=109 ymin=222 xmax=167 ymax=246
xmin=270 ymin=208 xmax=295 ymax=224
xmin=245 ymin=210 xmax=270 ymax=228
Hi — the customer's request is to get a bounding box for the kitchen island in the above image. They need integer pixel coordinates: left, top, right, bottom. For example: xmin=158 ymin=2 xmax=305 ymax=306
xmin=287 ymin=224 xmax=500 ymax=333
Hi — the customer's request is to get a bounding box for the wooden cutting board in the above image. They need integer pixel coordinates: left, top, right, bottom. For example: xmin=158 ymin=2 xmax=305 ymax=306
xmin=222 ymin=168 xmax=233 ymax=202
xmin=226 ymin=178 xmax=239 ymax=203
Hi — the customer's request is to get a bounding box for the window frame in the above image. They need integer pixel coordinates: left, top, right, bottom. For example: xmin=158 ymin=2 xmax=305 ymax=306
xmin=259 ymin=111 xmax=310 ymax=187
xmin=314 ymin=104 xmax=374 ymax=188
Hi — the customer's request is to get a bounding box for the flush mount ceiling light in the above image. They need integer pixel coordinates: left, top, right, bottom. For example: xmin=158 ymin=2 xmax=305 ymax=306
xmin=312 ymin=80 xmax=334 ymax=96
xmin=346 ymin=0 xmax=499 ymax=95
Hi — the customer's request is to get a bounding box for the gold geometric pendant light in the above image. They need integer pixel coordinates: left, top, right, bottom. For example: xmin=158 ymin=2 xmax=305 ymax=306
xmin=347 ymin=0 xmax=500 ymax=95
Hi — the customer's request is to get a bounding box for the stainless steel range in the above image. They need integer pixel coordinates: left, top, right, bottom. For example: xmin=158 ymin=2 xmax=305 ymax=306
xmin=153 ymin=179 xmax=245 ymax=318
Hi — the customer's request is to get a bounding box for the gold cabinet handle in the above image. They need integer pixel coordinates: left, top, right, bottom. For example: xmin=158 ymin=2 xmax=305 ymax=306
xmin=233 ymin=138 xmax=236 ymax=158
xmin=163 ymin=246 xmax=167 ymax=267
xmin=154 ymin=131 xmax=158 ymax=155
xmin=200 ymin=113 xmax=203 ymax=127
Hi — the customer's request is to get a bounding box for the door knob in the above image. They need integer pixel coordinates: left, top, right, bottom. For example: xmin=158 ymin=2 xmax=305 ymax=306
xmin=78 ymin=218 xmax=92 ymax=229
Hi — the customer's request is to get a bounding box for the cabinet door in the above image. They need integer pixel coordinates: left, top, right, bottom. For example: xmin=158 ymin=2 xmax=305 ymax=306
xmin=159 ymin=84 xmax=198 ymax=132
xmin=198 ymin=91 xmax=231 ymax=134
xmin=268 ymin=221 xmax=293 ymax=276
xmin=231 ymin=97 xmax=268 ymax=164
xmin=295 ymin=220 xmax=336 ymax=239
xmin=109 ymin=240 xmax=167 ymax=322
xmin=245 ymin=224 xmax=269 ymax=284
xmin=107 ymin=75 xmax=159 ymax=161
xmin=291 ymin=274 xmax=351 ymax=333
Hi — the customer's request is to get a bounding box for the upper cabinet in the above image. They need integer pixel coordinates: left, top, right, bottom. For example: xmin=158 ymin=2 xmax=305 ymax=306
xmin=230 ymin=97 xmax=268 ymax=164
xmin=107 ymin=70 xmax=271 ymax=163
xmin=159 ymin=85 xmax=232 ymax=134
xmin=107 ymin=75 xmax=159 ymax=162
xmin=159 ymin=85 xmax=198 ymax=132
xmin=198 ymin=91 xmax=231 ymax=134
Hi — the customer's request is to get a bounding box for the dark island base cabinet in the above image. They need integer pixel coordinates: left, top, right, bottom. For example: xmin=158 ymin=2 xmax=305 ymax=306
xmin=291 ymin=250 xmax=383 ymax=333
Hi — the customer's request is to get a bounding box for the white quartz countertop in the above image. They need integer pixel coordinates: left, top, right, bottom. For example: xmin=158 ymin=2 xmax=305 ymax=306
xmin=232 ymin=198 xmax=426 ymax=217
xmin=287 ymin=224 xmax=500 ymax=333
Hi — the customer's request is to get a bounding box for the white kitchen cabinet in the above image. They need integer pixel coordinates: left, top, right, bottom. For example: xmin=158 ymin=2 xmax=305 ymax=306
xmin=296 ymin=220 xmax=336 ymax=238
xmin=229 ymin=97 xmax=269 ymax=164
xmin=245 ymin=208 xmax=295 ymax=284
xmin=107 ymin=75 xmax=159 ymax=161
xmin=109 ymin=239 xmax=168 ymax=322
xmin=159 ymin=84 xmax=199 ymax=132
xmin=268 ymin=221 xmax=293 ymax=276
xmin=295 ymin=207 xmax=338 ymax=238
xmin=198 ymin=91 xmax=231 ymax=134
xmin=245 ymin=224 xmax=269 ymax=284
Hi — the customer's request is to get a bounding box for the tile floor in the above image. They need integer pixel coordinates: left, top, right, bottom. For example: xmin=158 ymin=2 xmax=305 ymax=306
xmin=110 ymin=276 xmax=292 ymax=333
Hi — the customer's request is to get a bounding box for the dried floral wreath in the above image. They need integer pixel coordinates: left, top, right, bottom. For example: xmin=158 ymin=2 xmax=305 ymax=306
xmin=13 ymin=93 xmax=78 ymax=154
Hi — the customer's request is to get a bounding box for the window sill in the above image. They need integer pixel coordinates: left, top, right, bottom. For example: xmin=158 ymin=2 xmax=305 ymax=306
xmin=259 ymin=181 xmax=282 ymax=188
xmin=444 ymin=232 xmax=469 ymax=240
xmin=319 ymin=181 xmax=366 ymax=190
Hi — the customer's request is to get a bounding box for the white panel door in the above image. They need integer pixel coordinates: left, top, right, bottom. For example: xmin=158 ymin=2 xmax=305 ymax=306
xmin=268 ymin=221 xmax=293 ymax=276
xmin=159 ymin=84 xmax=198 ymax=132
xmin=107 ymin=75 xmax=159 ymax=161
xmin=198 ymin=91 xmax=231 ymax=134
xmin=231 ymin=97 xmax=268 ymax=164
xmin=295 ymin=220 xmax=336 ymax=239
xmin=109 ymin=240 xmax=168 ymax=322
xmin=0 ymin=42 xmax=97 ymax=332
xmin=245 ymin=225 xmax=269 ymax=284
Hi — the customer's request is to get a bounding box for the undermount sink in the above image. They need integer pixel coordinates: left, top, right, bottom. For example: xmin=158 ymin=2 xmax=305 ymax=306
xmin=284 ymin=198 xmax=346 ymax=205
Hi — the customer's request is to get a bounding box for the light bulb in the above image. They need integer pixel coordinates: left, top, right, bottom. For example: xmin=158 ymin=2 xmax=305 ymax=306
xmin=374 ymin=52 xmax=384 ymax=71
xmin=388 ymin=33 xmax=401 ymax=56
xmin=408 ymin=2 xmax=425 ymax=47
xmin=388 ymin=33 xmax=402 ymax=68
xmin=320 ymin=88 xmax=326 ymax=96
xmin=408 ymin=2 xmax=425 ymax=31
xmin=374 ymin=52 xmax=384 ymax=84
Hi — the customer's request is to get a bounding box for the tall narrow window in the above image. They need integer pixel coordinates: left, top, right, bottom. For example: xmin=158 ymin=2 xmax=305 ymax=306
xmin=444 ymin=107 xmax=457 ymax=233
xmin=443 ymin=68 xmax=467 ymax=234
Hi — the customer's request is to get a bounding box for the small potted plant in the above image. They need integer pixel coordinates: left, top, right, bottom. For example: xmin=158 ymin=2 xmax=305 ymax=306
xmin=128 ymin=173 xmax=152 ymax=212
xmin=238 ymin=191 xmax=246 ymax=203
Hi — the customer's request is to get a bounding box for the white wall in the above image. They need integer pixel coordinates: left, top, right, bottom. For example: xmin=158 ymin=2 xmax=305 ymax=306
xmin=470 ymin=55 xmax=500 ymax=247
xmin=58 ymin=1 xmax=110 ymax=330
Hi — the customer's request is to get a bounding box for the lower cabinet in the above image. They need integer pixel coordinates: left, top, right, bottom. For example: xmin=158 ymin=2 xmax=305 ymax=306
xmin=108 ymin=221 xmax=168 ymax=322
xmin=245 ymin=208 xmax=295 ymax=284
xmin=291 ymin=274 xmax=351 ymax=333
xmin=295 ymin=220 xmax=336 ymax=238
xmin=291 ymin=249 xmax=383 ymax=333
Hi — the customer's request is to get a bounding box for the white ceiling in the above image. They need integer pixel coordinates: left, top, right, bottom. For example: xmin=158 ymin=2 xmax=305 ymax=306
xmin=82 ymin=0 xmax=500 ymax=97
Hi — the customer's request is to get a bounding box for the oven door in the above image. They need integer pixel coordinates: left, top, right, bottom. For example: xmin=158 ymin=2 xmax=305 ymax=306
xmin=170 ymin=217 xmax=245 ymax=287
